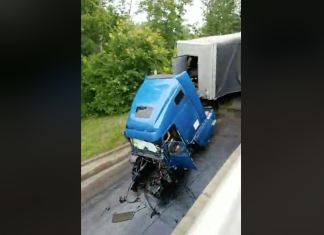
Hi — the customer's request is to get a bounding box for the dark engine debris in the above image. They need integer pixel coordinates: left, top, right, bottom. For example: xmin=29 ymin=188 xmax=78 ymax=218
xmin=131 ymin=156 xmax=187 ymax=203
xmin=117 ymin=155 xmax=197 ymax=221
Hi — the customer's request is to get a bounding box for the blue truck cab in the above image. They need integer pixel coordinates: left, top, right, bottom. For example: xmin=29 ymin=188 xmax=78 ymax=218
xmin=124 ymin=71 xmax=217 ymax=171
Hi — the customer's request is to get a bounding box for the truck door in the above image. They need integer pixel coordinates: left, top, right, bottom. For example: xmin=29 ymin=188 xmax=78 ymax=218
xmin=167 ymin=141 xmax=197 ymax=170
xmin=172 ymin=55 xmax=188 ymax=75
xmin=163 ymin=126 xmax=197 ymax=170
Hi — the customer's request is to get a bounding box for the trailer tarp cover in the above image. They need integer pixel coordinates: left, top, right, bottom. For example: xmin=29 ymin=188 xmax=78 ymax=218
xmin=215 ymin=35 xmax=241 ymax=98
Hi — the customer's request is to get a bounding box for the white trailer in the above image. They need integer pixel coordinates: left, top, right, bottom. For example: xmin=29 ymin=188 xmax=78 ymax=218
xmin=172 ymin=32 xmax=241 ymax=100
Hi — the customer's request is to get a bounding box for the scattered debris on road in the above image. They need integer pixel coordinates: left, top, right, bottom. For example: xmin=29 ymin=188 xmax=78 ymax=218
xmin=135 ymin=203 xmax=146 ymax=212
xmin=100 ymin=206 xmax=110 ymax=217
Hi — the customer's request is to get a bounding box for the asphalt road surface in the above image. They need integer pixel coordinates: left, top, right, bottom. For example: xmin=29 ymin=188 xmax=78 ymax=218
xmin=81 ymin=102 xmax=241 ymax=235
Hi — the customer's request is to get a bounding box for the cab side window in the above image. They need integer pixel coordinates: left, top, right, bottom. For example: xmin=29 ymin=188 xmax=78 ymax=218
xmin=164 ymin=125 xmax=181 ymax=143
xmin=174 ymin=90 xmax=184 ymax=105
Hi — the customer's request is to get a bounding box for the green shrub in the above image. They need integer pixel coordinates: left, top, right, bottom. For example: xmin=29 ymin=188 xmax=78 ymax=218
xmin=82 ymin=20 xmax=169 ymax=116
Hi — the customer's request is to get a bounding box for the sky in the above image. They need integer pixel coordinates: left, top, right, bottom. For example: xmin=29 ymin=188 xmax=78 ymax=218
xmin=130 ymin=0 xmax=204 ymax=27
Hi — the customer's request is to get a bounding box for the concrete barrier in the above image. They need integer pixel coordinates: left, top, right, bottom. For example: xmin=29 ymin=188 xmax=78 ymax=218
xmin=171 ymin=144 xmax=241 ymax=235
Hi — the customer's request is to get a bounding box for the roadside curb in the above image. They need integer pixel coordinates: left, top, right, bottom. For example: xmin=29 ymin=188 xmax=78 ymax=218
xmin=81 ymin=149 xmax=130 ymax=182
xmin=81 ymin=143 xmax=130 ymax=167
xmin=81 ymin=143 xmax=132 ymax=203
xmin=81 ymin=158 xmax=131 ymax=204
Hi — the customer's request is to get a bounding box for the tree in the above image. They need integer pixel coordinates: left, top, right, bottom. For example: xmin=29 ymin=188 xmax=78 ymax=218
xmin=82 ymin=20 xmax=170 ymax=115
xmin=81 ymin=0 xmax=122 ymax=57
xmin=187 ymin=22 xmax=203 ymax=38
xmin=201 ymin=0 xmax=241 ymax=36
xmin=81 ymin=0 xmax=124 ymax=117
xmin=106 ymin=0 xmax=134 ymax=16
xmin=137 ymin=0 xmax=193 ymax=54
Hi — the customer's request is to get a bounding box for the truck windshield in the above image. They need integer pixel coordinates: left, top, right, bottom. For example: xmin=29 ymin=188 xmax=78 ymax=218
xmin=131 ymin=138 xmax=161 ymax=158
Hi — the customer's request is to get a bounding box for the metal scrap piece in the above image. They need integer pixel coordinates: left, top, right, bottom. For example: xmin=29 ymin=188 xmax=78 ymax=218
xmin=112 ymin=212 xmax=135 ymax=223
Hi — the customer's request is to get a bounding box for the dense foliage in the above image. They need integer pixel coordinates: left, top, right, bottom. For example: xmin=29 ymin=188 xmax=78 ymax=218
xmin=201 ymin=0 xmax=241 ymax=36
xmin=82 ymin=20 xmax=169 ymax=115
xmin=137 ymin=0 xmax=193 ymax=55
xmin=81 ymin=0 xmax=241 ymax=117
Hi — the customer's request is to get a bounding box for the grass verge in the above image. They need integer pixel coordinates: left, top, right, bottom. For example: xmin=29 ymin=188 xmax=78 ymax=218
xmin=81 ymin=114 xmax=128 ymax=162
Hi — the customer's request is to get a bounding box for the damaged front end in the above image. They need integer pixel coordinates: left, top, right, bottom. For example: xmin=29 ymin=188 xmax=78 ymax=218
xmin=131 ymin=156 xmax=174 ymax=199
xmin=127 ymin=138 xmax=181 ymax=200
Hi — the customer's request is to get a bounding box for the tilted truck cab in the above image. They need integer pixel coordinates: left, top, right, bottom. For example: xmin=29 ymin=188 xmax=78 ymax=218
xmin=124 ymin=71 xmax=217 ymax=198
